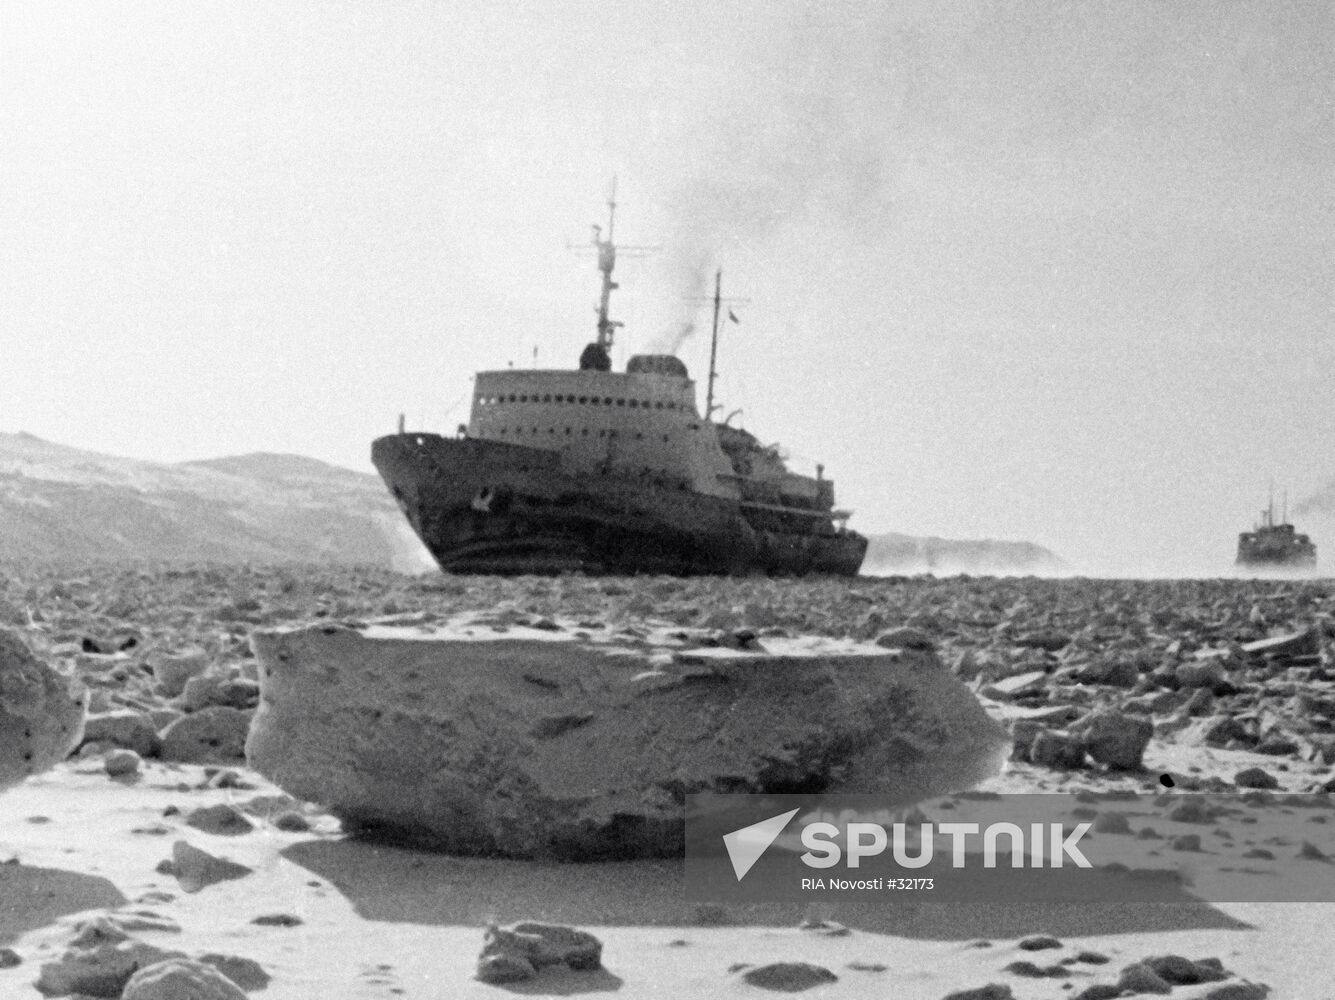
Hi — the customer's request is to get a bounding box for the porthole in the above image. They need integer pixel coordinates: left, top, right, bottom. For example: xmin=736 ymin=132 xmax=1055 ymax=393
xmin=578 ymin=396 xmax=588 ymax=404
xmin=629 ymin=400 xmax=638 ymax=409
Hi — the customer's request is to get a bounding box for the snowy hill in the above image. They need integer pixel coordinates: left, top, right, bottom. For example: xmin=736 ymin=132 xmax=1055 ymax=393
xmin=0 ymin=433 xmax=432 ymax=571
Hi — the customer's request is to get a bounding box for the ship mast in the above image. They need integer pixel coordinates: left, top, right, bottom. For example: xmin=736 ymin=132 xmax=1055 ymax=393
xmin=593 ymin=183 xmax=621 ymax=353
xmin=706 ymin=270 xmax=722 ymax=421
xmin=700 ymin=268 xmax=748 ymax=421
xmin=577 ymin=180 xmax=654 ymax=371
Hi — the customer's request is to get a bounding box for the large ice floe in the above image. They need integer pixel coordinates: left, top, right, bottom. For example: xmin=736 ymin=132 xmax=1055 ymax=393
xmin=246 ymin=617 xmax=1008 ymax=859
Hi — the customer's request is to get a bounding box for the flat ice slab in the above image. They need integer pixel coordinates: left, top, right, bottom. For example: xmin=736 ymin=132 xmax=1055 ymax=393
xmin=246 ymin=617 xmax=1008 ymax=859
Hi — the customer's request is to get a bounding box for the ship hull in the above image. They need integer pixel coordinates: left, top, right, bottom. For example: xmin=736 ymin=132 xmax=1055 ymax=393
xmin=1236 ymin=552 xmax=1317 ymax=569
xmin=373 ymin=433 xmax=867 ymax=576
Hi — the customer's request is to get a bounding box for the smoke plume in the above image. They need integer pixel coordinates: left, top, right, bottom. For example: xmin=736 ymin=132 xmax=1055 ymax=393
xmin=646 ymin=252 xmax=709 ymax=354
xmin=632 ymin=5 xmax=961 ymax=354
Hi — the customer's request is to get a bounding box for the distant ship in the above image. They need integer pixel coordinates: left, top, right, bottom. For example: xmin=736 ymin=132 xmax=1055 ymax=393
xmin=1236 ymin=491 xmax=1317 ymax=570
xmin=372 ymin=193 xmax=867 ymax=576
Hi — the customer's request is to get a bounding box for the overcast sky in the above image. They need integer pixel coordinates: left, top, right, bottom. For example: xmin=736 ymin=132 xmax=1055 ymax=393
xmin=2 ymin=1 xmax=1332 ymax=575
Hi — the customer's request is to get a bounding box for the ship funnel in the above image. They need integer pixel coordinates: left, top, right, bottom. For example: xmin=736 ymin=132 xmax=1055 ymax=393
xmin=627 ymin=354 xmax=688 ymax=378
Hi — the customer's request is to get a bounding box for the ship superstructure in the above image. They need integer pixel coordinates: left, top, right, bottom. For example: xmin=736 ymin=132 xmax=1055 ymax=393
xmin=372 ymin=192 xmax=866 ymax=575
